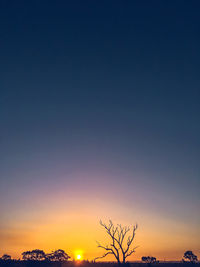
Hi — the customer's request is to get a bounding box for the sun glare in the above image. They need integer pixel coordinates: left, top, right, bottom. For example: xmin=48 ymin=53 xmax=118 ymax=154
xmin=77 ymin=254 xmax=81 ymax=260
xmin=75 ymin=250 xmax=83 ymax=261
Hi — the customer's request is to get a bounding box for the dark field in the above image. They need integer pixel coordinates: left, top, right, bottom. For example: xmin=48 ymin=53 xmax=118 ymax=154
xmin=0 ymin=261 xmax=199 ymax=267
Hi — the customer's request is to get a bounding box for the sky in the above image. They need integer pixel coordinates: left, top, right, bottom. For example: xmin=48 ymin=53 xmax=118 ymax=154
xmin=0 ymin=0 xmax=200 ymax=261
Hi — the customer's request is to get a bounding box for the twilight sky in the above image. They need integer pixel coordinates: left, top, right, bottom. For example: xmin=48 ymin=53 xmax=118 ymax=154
xmin=0 ymin=0 xmax=200 ymax=261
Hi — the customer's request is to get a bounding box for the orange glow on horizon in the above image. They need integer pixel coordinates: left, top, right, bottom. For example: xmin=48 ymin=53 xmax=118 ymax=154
xmin=74 ymin=250 xmax=83 ymax=261
xmin=1 ymin=195 xmax=200 ymax=261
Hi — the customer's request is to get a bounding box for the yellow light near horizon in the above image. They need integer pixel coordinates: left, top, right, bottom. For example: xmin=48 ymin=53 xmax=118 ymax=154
xmin=74 ymin=250 xmax=83 ymax=261
xmin=77 ymin=254 xmax=81 ymax=260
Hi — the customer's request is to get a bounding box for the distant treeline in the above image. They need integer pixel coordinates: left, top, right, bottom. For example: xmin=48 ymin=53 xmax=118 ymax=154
xmin=0 ymin=250 xmax=199 ymax=264
xmin=0 ymin=249 xmax=70 ymax=262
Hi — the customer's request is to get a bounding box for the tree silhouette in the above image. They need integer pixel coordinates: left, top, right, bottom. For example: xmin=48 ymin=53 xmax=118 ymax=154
xmin=46 ymin=249 xmax=70 ymax=261
xmin=22 ymin=251 xmax=32 ymax=260
xmin=183 ymin=251 xmax=198 ymax=263
xmin=1 ymin=254 xmax=11 ymax=261
xmin=95 ymin=220 xmax=138 ymax=264
xmin=22 ymin=250 xmax=46 ymax=261
xmin=141 ymin=256 xmax=159 ymax=264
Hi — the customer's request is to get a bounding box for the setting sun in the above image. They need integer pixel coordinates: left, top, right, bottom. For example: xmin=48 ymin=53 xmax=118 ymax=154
xmin=77 ymin=255 xmax=81 ymax=260
xmin=74 ymin=250 xmax=83 ymax=261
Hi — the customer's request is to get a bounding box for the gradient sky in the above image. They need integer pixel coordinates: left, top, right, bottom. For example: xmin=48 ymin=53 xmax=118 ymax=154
xmin=0 ymin=0 xmax=200 ymax=261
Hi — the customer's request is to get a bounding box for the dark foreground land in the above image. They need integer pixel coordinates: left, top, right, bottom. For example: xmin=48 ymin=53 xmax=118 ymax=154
xmin=0 ymin=261 xmax=200 ymax=267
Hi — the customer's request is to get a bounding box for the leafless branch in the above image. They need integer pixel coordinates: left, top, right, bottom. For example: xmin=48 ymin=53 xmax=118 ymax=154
xmin=94 ymin=251 xmax=113 ymax=261
xmin=96 ymin=220 xmax=138 ymax=264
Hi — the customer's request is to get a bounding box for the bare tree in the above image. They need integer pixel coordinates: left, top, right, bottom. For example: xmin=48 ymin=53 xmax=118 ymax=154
xmin=95 ymin=220 xmax=138 ymax=264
